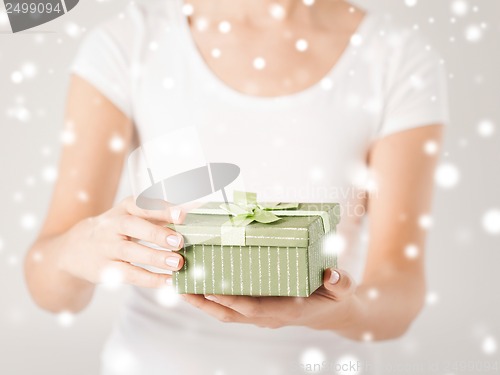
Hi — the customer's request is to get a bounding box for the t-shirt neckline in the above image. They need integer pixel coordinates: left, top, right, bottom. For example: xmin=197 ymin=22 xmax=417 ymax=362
xmin=176 ymin=0 xmax=373 ymax=104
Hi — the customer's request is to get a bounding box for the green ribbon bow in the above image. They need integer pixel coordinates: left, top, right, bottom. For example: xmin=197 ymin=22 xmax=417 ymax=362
xmin=219 ymin=191 xmax=299 ymax=227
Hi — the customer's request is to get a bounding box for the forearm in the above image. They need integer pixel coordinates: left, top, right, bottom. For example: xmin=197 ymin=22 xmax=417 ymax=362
xmin=332 ymin=273 xmax=426 ymax=341
xmin=24 ymin=230 xmax=95 ymax=314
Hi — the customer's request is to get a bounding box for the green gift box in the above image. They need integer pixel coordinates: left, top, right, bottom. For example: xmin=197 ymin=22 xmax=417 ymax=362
xmin=167 ymin=193 xmax=340 ymax=297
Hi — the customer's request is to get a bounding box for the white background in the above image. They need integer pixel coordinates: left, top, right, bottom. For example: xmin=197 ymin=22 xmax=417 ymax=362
xmin=0 ymin=0 xmax=499 ymax=374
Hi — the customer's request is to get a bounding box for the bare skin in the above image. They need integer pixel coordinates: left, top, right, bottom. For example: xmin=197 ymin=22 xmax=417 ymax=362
xmin=24 ymin=0 xmax=443 ymax=341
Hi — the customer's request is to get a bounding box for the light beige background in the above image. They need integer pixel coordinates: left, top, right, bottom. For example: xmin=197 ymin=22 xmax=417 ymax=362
xmin=1 ymin=0 xmax=499 ymax=374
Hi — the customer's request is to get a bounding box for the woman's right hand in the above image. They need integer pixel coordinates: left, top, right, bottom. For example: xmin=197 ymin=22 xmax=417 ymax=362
xmin=57 ymin=196 xmax=185 ymax=288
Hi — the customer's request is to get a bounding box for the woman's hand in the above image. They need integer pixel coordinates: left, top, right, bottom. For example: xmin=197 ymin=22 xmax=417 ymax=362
xmin=181 ymin=268 xmax=361 ymax=331
xmin=57 ymin=196 xmax=186 ymax=288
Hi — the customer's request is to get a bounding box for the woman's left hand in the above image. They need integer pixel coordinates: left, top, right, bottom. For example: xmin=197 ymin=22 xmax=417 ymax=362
xmin=181 ymin=268 xmax=359 ymax=330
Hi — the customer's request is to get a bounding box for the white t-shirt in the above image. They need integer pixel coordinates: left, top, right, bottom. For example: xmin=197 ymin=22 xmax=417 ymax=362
xmin=70 ymin=1 xmax=449 ymax=374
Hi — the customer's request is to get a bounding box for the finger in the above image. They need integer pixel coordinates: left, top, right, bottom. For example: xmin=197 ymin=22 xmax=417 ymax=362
xmin=120 ymin=196 xmax=185 ymax=224
xmin=104 ymin=261 xmax=172 ymax=288
xmin=113 ymin=240 xmax=184 ymax=271
xmin=322 ymin=268 xmax=357 ymax=301
xmin=203 ymin=294 xmax=304 ymax=321
xmin=116 ymin=215 xmax=184 ymax=250
xmin=181 ymin=294 xmax=249 ymax=324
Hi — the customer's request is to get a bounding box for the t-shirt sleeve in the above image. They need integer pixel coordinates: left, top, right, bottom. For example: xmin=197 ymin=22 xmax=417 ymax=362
xmin=375 ymin=31 xmax=450 ymax=139
xmin=70 ymin=25 xmax=133 ymax=119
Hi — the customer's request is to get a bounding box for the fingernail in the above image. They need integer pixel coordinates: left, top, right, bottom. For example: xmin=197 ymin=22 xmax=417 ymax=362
xmin=165 ymin=278 xmax=173 ymax=286
xmin=165 ymin=256 xmax=180 ymax=268
xmin=329 ymin=270 xmax=340 ymax=285
xmin=205 ymin=295 xmax=218 ymax=302
xmin=170 ymin=208 xmax=182 ymax=222
xmin=166 ymin=235 xmax=181 ymax=248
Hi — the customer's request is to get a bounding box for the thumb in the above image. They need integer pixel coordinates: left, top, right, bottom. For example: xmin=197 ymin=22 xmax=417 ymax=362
xmin=322 ymin=268 xmax=356 ymax=301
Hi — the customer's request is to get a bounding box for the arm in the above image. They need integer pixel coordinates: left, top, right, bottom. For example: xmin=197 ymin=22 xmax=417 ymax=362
xmin=181 ymin=124 xmax=443 ymax=341
xmin=336 ymin=124 xmax=443 ymax=340
xmin=24 ymin=75 xmax=185 ymax=313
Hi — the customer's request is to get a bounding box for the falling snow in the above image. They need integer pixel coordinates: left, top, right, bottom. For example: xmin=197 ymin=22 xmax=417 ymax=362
xmin=218 ymin=21 xmax=231 ymax=34
xmin=253 ymin=57 xmax=266 ymax=70
xmin=295 ymin=39 xmax=308 ymax=52
xmin=109 ymin=135 xmax=125 ymax=152
xmin=57 ymin=311 xmax=75 ymax=327
xmin=477 ymin=119 xmax=495 ymax=137
xmin=482 ymin=209 xmax=500 ymax=235
xmin=404 ymin=244 xmax=419 ymax=259
xmin=100 ymin=266 xmax=124 ymax=290
xmin=435 ymin=162 xmax=460 ymax=189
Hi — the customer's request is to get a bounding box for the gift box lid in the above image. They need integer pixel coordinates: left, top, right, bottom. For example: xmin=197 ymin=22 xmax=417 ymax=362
xmin=166 ymin=202 xmax=340 ymax=247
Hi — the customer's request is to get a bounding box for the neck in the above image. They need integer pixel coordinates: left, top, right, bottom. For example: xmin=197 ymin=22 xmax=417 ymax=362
xmin=186 ymin=0 xmax=345 ymax=27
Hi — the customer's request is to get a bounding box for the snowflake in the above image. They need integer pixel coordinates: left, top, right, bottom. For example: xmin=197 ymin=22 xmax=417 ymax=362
xmin=435 ymin=162 xmax=460 ymax=189
xmin=465 ymin=24 xmax=483 ymax=43
xmin=303 ymin=0 xmax=315 ymax=6
xmin=322 ymin=233 xmax=346 ymax=256
xmin=367 ymin=287 xmax=379 ymax=300
xmin=269 ymin=3 xmax=285 ymax=20
xmin=100 ymin=266 xmax=124 ymax=290
xmin=42 ymin=165 xmax=58 ymax=183
xmin=300 ymin=347 xmax=325 ymax=372
xmin=0 ymin=237 xmax=4 ymax=253
xmin=426 ymin=291 xmax=439 ymax=305
xmin=482 ymin=209 xmax=500 ymax=235
xmin=182 ymin=3 xmax=194 ymax=16
xmin=320 ymin=77 xmax=333 ymax=90
xmin=65 ymin=22 xmax=82 ymax=38
xmin=77 ymin=190 xmax=89 ymax=202
xmin=350 ymin=34 xmax=363 ymax=47
xmin=156 ymin=286 xmax=180 ymax=307
xmin=195 ymin=17 xmax=209 ymax=32
xmin=191 ymin=266 xmax=205 ymax=280
xmin=362 ymin=331 xmax=374 ymax=342
xmin=20 ymin=213 xmax=37 ymax=230
xmin=109 ymin=135 xmax=125 ymax=152
xmin=309 ymin=167 xmax=324 ymax=181
xmin=211 ymin=48 xmax=221 ymax=58
xmin=218 ymin=21 xmax=231 ymax=34
xmin=60 ymin=129 xmax=76 ymax=145
xmin=253 ymin=57 xmax=266 ymax=70
xmin=21 ymin=62 xmax=37 ymax=78
xmin=477 ymin=119 xmax=495 ymax=137
xmin=11 ymin=71 xmax=23 ymax=84
xmin=424 ymin=140 xmax=439 ymax=155
xmin=295 ymin=38 xmax=308 ymax=52
xmin=404 ymin=244 xmax=419 ymax=259
xmin=451 ymin=0 xmax=469 ymax=17
xmin=163 ymin=77 xmax=175 ymax=89
xmin=336 ymin=355 xmax=361 ymax=375
xmin=419 ymin=214 xmax=434 ymax=229
xmin=405 ymin=0 xmax=418 ymax=7
xmin=482 ymin=336 xmax=497 ymax=355
xmin=57 ymin=311 xmax=75 ymax=327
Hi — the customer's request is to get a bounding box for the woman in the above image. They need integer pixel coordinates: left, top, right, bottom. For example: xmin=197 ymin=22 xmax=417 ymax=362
xmin=24 ymin=0 xmax=448 ymax=374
